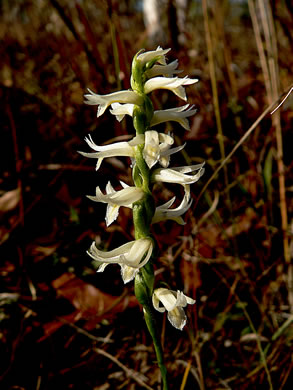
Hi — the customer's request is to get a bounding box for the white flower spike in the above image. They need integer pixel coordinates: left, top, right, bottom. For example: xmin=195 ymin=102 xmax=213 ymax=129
xmin=152 ymin=288 xmax=195 ymax=330
xmin=84 ymin=89 xmax=143 ymax=117
xmin=88 ymin=238 xmax=153 ymax=284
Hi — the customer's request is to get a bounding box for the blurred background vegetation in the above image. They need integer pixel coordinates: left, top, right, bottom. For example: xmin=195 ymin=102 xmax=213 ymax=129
xmin=0 ymin=0 xmax=292 ymax=389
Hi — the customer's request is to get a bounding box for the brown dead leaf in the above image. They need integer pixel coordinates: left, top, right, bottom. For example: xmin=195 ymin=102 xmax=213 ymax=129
xmin=53 ymin=273 xmax=137 ymax=317
xmin=38 ymin=273 xmax=138 ymax=339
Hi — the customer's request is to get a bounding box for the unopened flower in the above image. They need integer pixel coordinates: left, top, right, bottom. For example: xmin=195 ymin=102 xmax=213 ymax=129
xmin=144 ymin=76 xmax=198 ymax=101
xmin=88 ymin=238 xmax=153 ymax=283
xmin=152 ymin=163 xmax=205 ymax=185
xmin=79 ymin=134 xmax=136 ymax=170
xmin=152 ymin=185 xmax=191 ymax=225
xmin=152 ymin=288 xmax=195 ymax=330
xmin=84 ymin=89 xmax=143 ymax=117
xmin=136 ymin=47 xmax=170 ymax=67
xmin=151 ymin=104 xmax=197 ymax=131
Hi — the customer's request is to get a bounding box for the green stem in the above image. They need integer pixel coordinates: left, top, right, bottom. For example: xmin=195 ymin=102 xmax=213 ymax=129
xmin=144 ymin=307 xmax=169 ymax=390
xmin=135 ymin=266 xmax=169 ymax=389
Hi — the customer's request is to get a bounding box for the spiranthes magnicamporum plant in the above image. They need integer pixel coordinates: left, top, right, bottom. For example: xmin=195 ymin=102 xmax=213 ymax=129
xmin=80 ymin=47 xmax=205 ymax=389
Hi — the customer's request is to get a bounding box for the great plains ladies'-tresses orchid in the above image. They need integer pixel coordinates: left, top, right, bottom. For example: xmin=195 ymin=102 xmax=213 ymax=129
xmin=82 ymin=47 xmax=205 ymax=388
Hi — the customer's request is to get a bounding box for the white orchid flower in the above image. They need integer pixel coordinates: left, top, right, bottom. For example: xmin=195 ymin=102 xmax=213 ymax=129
xmin=144 ymin=76 xmax=198 ymax=101
xmin=152 ymin=288 xmax=195 ymax=330
xmin=84 ymin=89 xmax=143 ymax=117
xmin=79 ymin=134 xmax=136 ymax=170
xmin=88 ymin=238 xmax=153 ymax=283
xmin=87 ymin=181 xmax=133 ymax=227
xmin=143 ymin=131 xmax=173 ymax=169
xmin=87 ymin=181 xmax=144 ymax=225
xmin=152 ymin=185 xmax=191 ymax=225
xmin=152 ymin=163 xmax=205 ymax=185
xmin=136 ymin=47 xmax=170 ymax=67
xmin=145 ymin=60 xmax=182 ymax=78
xmin=141 ymin=130 xmax=186 ymax=169
xmin=151 ymin=104 xmax=197 ymax=131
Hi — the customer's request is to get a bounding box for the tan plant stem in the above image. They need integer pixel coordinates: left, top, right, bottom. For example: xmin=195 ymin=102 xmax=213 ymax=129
xmin=202 ymin=0 xmax=238 ymax=255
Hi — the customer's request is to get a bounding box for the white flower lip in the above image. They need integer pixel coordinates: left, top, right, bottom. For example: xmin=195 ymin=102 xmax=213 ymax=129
xmin=152 ymin=163 xmax=205 ymax=185
xmin=110 ymin=103 xmax=134 ymax=122
xmin=152 ymin=288 xmax=195 ymax=330
xmin=152 ymin=185 xmax=191 ymax=225
xmin=144 ymin=76 xmax=198 ymax=101
xmin=88 ymin=238 xmax=153 ymax=283
xmin=78 ymin=134 xmax=136 ymax=170
xmin=151 ymin=104 xmax=197 ymax=131
xmin=84 ymin=89 xmax=143 ymax=117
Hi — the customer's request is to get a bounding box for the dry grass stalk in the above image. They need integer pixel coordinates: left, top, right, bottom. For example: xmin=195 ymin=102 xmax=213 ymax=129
xmin=248 ymin=0 xmax=291 ymax=312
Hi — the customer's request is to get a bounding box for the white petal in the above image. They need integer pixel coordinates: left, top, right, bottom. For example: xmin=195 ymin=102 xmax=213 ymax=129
xmin=152 ymin=292 xmax=166 ymax=313
xmin=160 ymin=143 xmax=186 ymax=158
xmin=121 ymin=238 xmax=153 ymax=268
xmin=143 ymin=131 xmax=160 ymax=168
xmin=151 ymin=104 xmax=197 ymax=130
xmin=144 ymin=77 xmax=198 ymax=100
xmin=145 ymin=60 xmax=182 ymax=78
xmin=152 ymin=185 xmax=191 ymax=224
xmin=152 ymin=163 xmax=205 ymax=184
xmin=153 ymin=288 xmax=177 ymax=311
xmin=137 ymin=47 xmax=171 ymax=66
xmin=87 ymin=186 xmax=144 ymax=206
xmin=105 ymin=203 xmax=120 ymax=226
xmin=120 ymin=264 xmax=140 ymax=284
xmin=78 ymin=136 xmax=136 ymax=170
xmin=87 ymin=241 xmax=133 ymax=263
xmin=84 ymin=89 xmax=143 ymax=117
